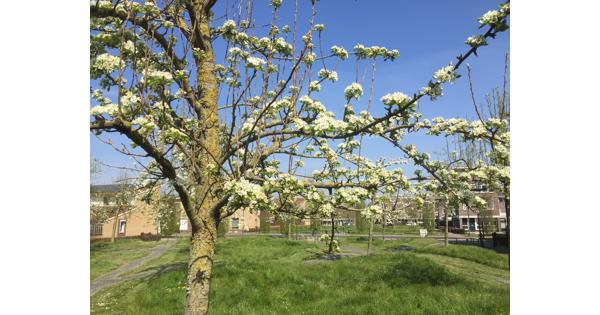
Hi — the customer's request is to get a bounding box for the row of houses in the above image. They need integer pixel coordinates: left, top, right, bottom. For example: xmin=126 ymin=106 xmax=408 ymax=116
xmin=434 ymin=191 xmax=508 ymax=232
xmin=90 ymin=184 xmax=507 ymax=240
xmin=90 ymin=184 xmax=261 ymax=240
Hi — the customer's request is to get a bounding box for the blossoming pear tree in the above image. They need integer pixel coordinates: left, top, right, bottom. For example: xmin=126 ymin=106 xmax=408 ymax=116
xmin=90 ymin=0 xmax=509 ymax=313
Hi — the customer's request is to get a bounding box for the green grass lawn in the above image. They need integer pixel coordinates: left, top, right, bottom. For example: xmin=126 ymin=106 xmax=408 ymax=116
xmin=91 ymin=236 xmax=509 ymax=315
xmin=90 ymin=239 xmax=161 ymax=281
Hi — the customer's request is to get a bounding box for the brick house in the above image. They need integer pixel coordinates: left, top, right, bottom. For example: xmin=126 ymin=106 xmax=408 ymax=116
xmin=227 ymin=208 xmax=261 ymax=233
xmin=434 ymin=191 xmax=508 ymax=232
xmin=90 ymin=184 xmax=160 ymax=240
xmin=166 ymin=199 xmax=259 ymax=234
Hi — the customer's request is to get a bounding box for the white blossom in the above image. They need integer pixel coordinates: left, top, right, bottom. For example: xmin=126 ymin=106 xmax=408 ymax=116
xmin=381 ymin=92 xmax=409 ymax=106
xmin=330 ymin=45 xmax=348 ymax=60
xmin=433 ymin=64 xmax=458 ymax=83
xmin=93 ymin=53 xmax=120 ymax=74
xmin=465 ymin=35 xmax=487 ymax=47
xmin=344 ymin=83 xmax=363 ymax=101
xmin=90 ymin=104 xmax=118 ymax=116
xmin=478 ymin=10 xmax=502 ymax=27
xmin=223 ymin=178 xmax=269 ymax=211
xmin=270 ymin=0 xmax=282 ymax=8
xmin=318 ymin=69 xmax=338 ymax=82
xmin=309 ymin=80 xmax=321 ymax=92
xmin=245 ymin=56 xmax=266 ymax=69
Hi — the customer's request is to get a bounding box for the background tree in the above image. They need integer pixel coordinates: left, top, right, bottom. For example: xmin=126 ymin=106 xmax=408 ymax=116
xmin=259 ymin=210 xmax=271 ymax=234
xmin=156 ymin=194 xmax=181 ymax=237
xmin=217 ymin=218 xmax=228 ymax=237
xmin=110 ymin=171 xmax=135 ymax=243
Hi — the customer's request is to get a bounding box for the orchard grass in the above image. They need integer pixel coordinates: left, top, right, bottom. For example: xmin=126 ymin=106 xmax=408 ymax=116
xmin=120 ymin=238 xmax=190 ymax=276
xmin=90 ymin=238 xmax=161 ymax=281
xmin=91 ymin=236 xmax=509 ymax=314
xmin=415 ymin=243 xmax=509 ymax=270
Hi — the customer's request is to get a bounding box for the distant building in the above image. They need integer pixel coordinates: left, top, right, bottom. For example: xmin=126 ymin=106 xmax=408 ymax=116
xmin=227 ymin=208 xmax=261 ymax=233
xmin=90 ymin=184 xmax=160 ymax=240
xmin=434 ymin=191 xmax=507 ymax=232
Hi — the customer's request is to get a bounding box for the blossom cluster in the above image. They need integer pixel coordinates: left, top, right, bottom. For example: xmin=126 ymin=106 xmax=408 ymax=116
xmin=361 ymin=204 xmax=383 ymax=219
xmin=91 ymin=53 xmax=120 ymax=77
xmin=433 ymin=64 xmax=459 ymax=84
xmin=465 ymin=35 xmax=488 ymax=48
xmin=478 ymin=2 xmax=509 ymax=29
xmin=344 ymin=83 xmax=363 ymax=101
xmin=223 ymin=178 xmax=269 ymax=212
xmin=381 ymin=92 xmax=410 ymax=106
xmin=318 ymin=69 xmax=338 ymax=82
xmin=354 ymin=44 xmax=399 ymax=61
xmin=330 ymin=46 xmax=349 ymax=60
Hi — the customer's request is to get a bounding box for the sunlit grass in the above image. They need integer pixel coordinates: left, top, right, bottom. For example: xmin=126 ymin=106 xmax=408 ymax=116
xmin=91 ymin=236 xmax=509 ymax=315
xmin=90 ymin=239 xmax=160 ymax=281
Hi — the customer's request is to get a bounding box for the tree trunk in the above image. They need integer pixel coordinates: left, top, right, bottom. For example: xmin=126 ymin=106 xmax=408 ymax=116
xmin=288 ymin=216 xmax=292 ymax=240
xmin=478 ymin=214 xmax=485 ymax=247
xmin=110 ymin=207 xmax=119 ymax=243
xmin=381 ymin=214 xmax=385 ymax=241
xmin=503 ymin=182 xmax=510 ymax=268
xmin=328 ymin=213 xmax=335 ymax=254
xmin=367 ymin=217 xmax=374 ymax=255
xmin=444 ymin=211 xmax=449 ymax=247
xmin=185 ymin=219 xmax=217 ymax=315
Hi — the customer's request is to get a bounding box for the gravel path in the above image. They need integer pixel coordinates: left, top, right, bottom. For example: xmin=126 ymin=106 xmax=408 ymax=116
xmin=91 ymin=239 xmax=177 ymax=295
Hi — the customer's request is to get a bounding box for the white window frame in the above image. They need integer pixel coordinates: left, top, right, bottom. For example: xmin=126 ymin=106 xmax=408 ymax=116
xmin=119 ymin=220 xmax=126 ymax=234
xmin=180 ymin=219 xmax=189 ymax=231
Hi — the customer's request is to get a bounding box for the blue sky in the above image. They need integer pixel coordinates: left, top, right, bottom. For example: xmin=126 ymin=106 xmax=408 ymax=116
xmin=91 ymin=0 xmax=509 ymax=184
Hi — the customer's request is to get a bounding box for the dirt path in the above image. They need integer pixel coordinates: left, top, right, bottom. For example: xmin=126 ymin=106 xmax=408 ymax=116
xmin=91 ymin=239 xmax=177 ymax=295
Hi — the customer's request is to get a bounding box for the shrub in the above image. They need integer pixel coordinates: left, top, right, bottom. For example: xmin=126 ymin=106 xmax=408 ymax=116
xmin=278 ymin=215 xmax=296 ymax=236
xmin=355 ymin=211 xmax=368 ymax=233
xmin=309 ymin=215 xmax=321 ymax=235
xmin=140 ymin=232 xmax=159 ymax=241
xmin=218 ymin=219 xmax=229 ymax=237
xmin=259 ymin=210 xmax=271 ymax=234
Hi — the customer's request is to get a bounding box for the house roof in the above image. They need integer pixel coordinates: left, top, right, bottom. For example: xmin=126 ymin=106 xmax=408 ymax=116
xmin=91 ymin=184 xmax=133 ymax=193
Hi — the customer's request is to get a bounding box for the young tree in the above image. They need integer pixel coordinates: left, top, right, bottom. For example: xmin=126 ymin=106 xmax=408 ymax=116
xmin=156 ymin=194 xmax=181 ymax=236
xmin=259 ymin=210 xmax=271 ymax=234
xmin=90 ymin=157 xmax=102 ymax=182
xmin=110 ymin=172 xmax=135 ymax=243
xmin=90 ymin=1 xmax=509 ymax=312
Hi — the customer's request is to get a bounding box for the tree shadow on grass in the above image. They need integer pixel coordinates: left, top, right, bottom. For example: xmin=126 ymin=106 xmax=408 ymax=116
xmin=380 ymin=253 xmax=465 ymax=287
xmin=138 ymin=262 xmax=188 ymax=281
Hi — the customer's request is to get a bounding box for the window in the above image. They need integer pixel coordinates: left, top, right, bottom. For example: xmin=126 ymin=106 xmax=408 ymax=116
xmin=485 ymin=197 xmax=494 ymax=209
xmin=500 ymin=219 xmax=507 ymax=230
xmin=90 ymin=223 xmax=103 ymax=236
xmin=119 ymin=220 xmax=126 ymax=234
xmin=231 ymin=218 xmax=239 ymax=230
xmin=180 ymin=219 xmax=189 ymax=231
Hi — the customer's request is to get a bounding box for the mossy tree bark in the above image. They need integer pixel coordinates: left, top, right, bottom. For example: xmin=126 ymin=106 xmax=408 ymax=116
xmin=184 ymin=1 xmax=222 ymax=313
xmin=328 ymin=213 xmax=335 ymax=254
xmin=185 ymin=215 xmax=218 ymax=315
